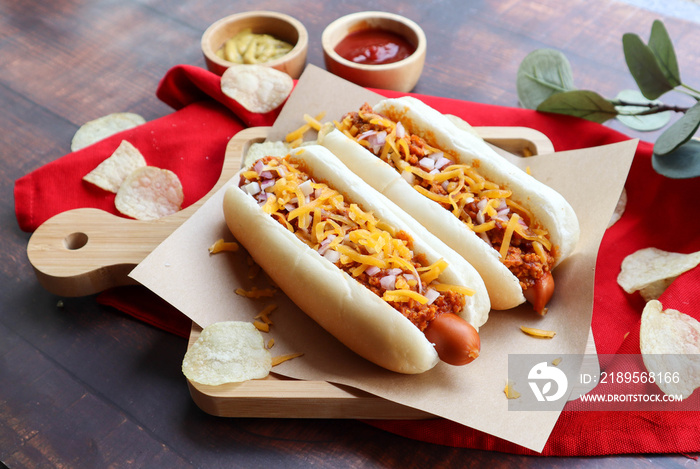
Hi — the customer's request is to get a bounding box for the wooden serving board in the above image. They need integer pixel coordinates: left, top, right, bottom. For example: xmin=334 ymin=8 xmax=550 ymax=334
xmin=187 ymin=329 xmax=599 ymax=420
xmin=28 ymin=125 xmax=560 ymax=418
xmin=26 ymin=126 xmax=553 ymax=297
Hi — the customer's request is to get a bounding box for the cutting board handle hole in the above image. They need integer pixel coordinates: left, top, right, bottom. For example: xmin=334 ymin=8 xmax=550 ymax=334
xmin=64 ymin=232 xmax=88 ymax=250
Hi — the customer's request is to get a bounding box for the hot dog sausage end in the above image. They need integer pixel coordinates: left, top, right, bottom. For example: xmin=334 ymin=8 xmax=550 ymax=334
xmin=523 ymin=272 xmax=555 ymax=315
xmin=424 ymin=313 xmax=480 ymax=366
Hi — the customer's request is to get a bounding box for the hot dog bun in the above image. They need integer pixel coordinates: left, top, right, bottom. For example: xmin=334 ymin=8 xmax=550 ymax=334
xmin=223 ymin=144 xmax=490 ymax=374
xmin=319 ymin=96 xmax=580 ymax=311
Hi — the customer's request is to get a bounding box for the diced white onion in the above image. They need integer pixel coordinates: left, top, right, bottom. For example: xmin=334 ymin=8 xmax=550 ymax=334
xmin=435 ymin=156 xmax=451 ymax=169
xmin=425 ymin=288 xmax=440 ymax=305
xmin=365 ymin=266 xmax=381 ymax=276
xmin=380 ymin=275 xmax=396 ymax=291
xmin=419 ymin=157 xmax=435 ymax=170
xmin=368 ymin=131 xmax=387 ymax=153
xmin=388 ymin=268 xmax=402 ymax=276
xmin=395 ymin=121 xmax=406 ymax=138
xmin=357 ymin=129 xmax=377 ymax=141
xmin=317 ymin=235 xmax=336 ymax=255
xmin=256 ymin=192 xmax=268 ymax=205
xmin=323 ymin=250 xmax=341 ymax=264
xmin=497 ymin=208 xmax=510 ymax=218
xmin=401 ymin=170 xmax=415 ymax=185
xmin=243 ymin=181 xmax=261 ymax=196
xmin=299 ymin=180 xmax=314 ymax=197
xmin=254 ymin=160 xmax=264 ymax=174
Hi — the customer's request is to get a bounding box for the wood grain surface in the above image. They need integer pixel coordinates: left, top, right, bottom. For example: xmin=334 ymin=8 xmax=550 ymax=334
xmin=3 ymin=0 xmax=699 ymax=467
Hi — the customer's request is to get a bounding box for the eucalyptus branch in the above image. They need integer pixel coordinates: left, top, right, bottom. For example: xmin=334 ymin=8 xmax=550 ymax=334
xmin=610 ymin=100 xmax=690 ymax=115
xmin=515 ymin=20 xmax=700 ymax=178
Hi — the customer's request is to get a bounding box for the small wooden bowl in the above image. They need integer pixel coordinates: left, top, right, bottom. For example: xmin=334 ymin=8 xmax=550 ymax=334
xmin=201 ymin=11 xmax=308 ymax=79
xmin=322 ymin=11 xmax=427 ymax=93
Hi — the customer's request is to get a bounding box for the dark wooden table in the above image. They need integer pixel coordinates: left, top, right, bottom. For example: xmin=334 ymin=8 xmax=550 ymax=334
xmin=3 ymin=0 xmax=699 ymax=467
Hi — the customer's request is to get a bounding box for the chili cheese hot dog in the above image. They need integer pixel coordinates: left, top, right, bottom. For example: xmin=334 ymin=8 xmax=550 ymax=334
xmin=223 ymin=144 xmax=490 ymax=373
xmin=319 ymin=97 xmax=580 ymax=313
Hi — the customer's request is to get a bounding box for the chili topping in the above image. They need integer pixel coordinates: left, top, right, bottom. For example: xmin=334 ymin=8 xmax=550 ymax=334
xmin=238 ymin=155 xmax=472 ymax=331
xmin=334 ymin=103 xmax=556 ymax=293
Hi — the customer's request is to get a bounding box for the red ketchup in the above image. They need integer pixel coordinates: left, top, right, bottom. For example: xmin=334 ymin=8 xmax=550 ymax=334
xmin=334 ymin=29 xmax=415 ymax=65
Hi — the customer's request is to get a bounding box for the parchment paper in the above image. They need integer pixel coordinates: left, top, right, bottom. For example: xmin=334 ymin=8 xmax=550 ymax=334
xmin=129 ymin=65 xmax=637 ymax=452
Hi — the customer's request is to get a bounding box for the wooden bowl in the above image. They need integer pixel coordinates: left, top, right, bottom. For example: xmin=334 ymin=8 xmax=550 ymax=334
xmin=201 ymin=11 xmax=308 ymax=78
xmin=322 ymin=11 xmax=427 ymax=93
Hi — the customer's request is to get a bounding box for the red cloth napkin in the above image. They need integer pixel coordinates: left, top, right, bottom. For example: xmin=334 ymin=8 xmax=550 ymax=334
xmin=14 ymin=64 xmax=700 ymax=456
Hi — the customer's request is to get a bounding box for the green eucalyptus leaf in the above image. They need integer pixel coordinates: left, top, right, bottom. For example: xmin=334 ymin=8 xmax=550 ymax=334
xmin=537 ymin=90 xmax=617 ymax=123
xmin=517 ymin=49 xmax=575 ymax=110
xmin=652 ymin=139 xmax=700 ymax=178
xmin=614 ymin=89 xmax=671 ymax=131
xmin=623 ymin=32 xmax=674 ymax=100
xmin=654 ymin=100 xmax=700 ymax=155
xmin=648 ymin=20 xmax=681 ymax=87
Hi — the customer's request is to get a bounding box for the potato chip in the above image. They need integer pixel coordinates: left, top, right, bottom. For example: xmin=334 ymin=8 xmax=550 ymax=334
xmin=638 ymin=277 xmax=678 ymax=302
xmin=640 ymin=300 xmax=700 ymax=398
xmin=607 ymin=187 xmax=627 ymax=228
xmin=71 ymin=112 xmax=146 ymax=151
xmin=243 ymin=140 xmax=291 ymax=168
xmin=617 ymin=247 xmax=700 ymax=299
xmin=182 ymin=321 xmax=272 ymax=385
xmin=115 ymin=166 xmax=183 ymax=220
xmin=83 ymin=140 xmax=147 ymax=193
xmin=220 ymin=64 xmax=293 ymax=114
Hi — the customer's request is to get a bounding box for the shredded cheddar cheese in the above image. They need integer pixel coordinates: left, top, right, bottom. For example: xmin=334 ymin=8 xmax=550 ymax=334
xmin=520 ymin=326 xmax=556 ymax=339
xmin=383 ymin=289 xmax=429 ymax=304
xmin=504 ymin=380 xmax=521 ymax=399
xmin=255 ymin=304 xmax=277 ymax=325
xmin=208 ymin=238 xmax=240 ymax=254
xmin=272 ymin=352 xmax=304 ymax=366
xmin=235 ymin=286 xmax=277 ymax=298
xmin=239 ymin=155 xmax=472 ymax=331
xmin=285 ymin=111 xmax=326 ymax=145
xmin=253 ymin=320 xmax=270 ymax=333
